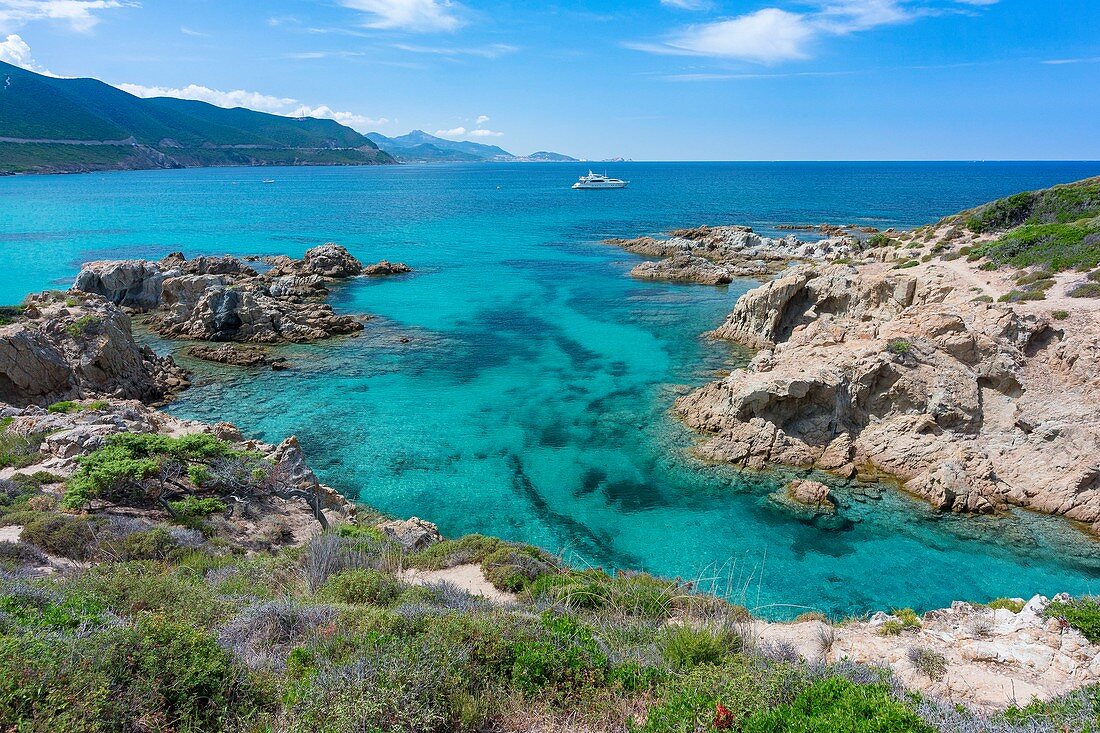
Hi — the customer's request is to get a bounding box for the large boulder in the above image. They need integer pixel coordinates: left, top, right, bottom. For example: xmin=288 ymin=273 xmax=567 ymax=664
xmin=0 ymin=291 xmax=188 ymax=407
xmin=362 ymin=260 xmax=412 ymax=277
xmin=72 ymin=260 xmax=165 ymax=310
xmin=378 ymin=517 xmax=443 ymax=552
xmin=303 ymin=244 xmax=363 ymax=278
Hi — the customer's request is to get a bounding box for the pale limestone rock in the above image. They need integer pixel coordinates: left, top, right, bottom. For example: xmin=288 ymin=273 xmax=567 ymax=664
xmin=379 ymin=517 xmax=443 ymax=552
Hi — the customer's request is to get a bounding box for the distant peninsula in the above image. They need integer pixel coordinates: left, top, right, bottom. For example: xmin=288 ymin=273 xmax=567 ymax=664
xmin=366 ymin=129 xmax=578 ymax=163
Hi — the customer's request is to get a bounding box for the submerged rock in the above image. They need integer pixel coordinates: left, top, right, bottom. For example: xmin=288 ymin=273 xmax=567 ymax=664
xmin=363 ymin=260 xmax=412 ymax=276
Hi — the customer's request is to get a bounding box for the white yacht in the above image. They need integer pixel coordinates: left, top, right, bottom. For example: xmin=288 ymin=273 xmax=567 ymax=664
xmin=572 ymin=171 xmax=628 ymax=189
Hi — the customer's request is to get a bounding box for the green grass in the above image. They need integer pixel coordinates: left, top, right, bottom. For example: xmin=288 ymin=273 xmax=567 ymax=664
xmin=1069 ymin=283 xmax=1100 ymax=298
xmin=47 ymin=400 xmax=108 ymax=414
xmin=885 ymin=339 xmax=911 ymax=355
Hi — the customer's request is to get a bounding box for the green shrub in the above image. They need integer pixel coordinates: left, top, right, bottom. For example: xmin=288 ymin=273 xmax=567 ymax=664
xmin=481 ymin=545 xmax=555 ymax=592
xmin=406 ymin=533 xmax=502 ymax=570
xmin=978 ymin=261 xmax=999 ymax=271
xmin=1045 ymin=597 xmax=1100 ymax=643
xmin=999 ymin=289 xmax=1046 ymax=302
xmin=637 ymin=656 xmax=808 ymax=733
xmin=886 ymin=339 xmax=911 ymax=355
xmin=867 ymin=233 xmax=895 ymax=248
xmin=0 ymin=428 xmax=48 ymax=470
xmin=64 ymin=315 xmax=102 ymax=338
xmin=118 ymin=527 xmax=179 ymax=561
xmin=1051 ymin=310 xmax=1069 ymax=320
xmin=741 ymin=677 xmax=934 ymax=732
xmin=65 ymin=561 xmax=226 ymax=626
xmin=986 ymin=597 xmax=1025 ymax=613
xmin=0 ymin=584 xmax=108 ymax=631
xmin=660 ymin=624 xmax=740 ymax=670
xmin=20 ymin=513 xmax=95 ymax=560
xmin=892 ymin=260 xmax=919 ymax=269
xmin=169 ymin=495 xmax=227 ymax=521
xmin=1069 ymin=282 xmax=1100 ymax=298
xmin=318 ymin=569 xmax=404 ymax=606
xmin=511 ymin=612 xmax=608 ymax=701
xmin=46 ymin=400 xmax=107 ymax=414
xmin=0 ymin=616 xmax=257 ymax=731
xmin=878 ymin=609 xmax=921 ymax=636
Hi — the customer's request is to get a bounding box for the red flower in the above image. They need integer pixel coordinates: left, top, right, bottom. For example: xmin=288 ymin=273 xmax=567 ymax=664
xmin=714 ymin=702 xmax=733 ymax=730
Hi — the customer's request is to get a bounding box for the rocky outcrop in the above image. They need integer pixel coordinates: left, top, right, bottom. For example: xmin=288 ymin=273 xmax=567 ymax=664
xmin=72 ymin=244 xmax=374 ymax=344
xmin=676 ymin=262 xmax=1100 ymax=532
xmin=607 ymin=226 xmax=854 ymax=285
xmin=363 ymin=260 xmax=412 ymax=276
xmin=72 ymin=260 xmax=165 ymax=310
xmin=785 ymin=479 xmax=833 ymax=509
xmin=0 ymin=399 xmax=355 ymax=541
xmin=379 ymin=517 xmax=443 ymax=551
xmin=0 ymin=291 xmax=188 ymax=407
xmin=757 ymin=593 xmax=1100 ymax=710
xmin=631 ymin=255 xmax=734 ymax=285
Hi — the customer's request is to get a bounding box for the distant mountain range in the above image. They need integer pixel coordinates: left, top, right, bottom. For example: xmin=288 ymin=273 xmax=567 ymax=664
xmin=0 ymin=60 xmax=394 ymax=175
xmin=366 ymin=130 xmax=578 ymax=163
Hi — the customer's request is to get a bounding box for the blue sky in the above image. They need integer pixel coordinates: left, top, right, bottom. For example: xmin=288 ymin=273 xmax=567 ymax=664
xmin=1 ymin=0 xmax=1098 ymax=160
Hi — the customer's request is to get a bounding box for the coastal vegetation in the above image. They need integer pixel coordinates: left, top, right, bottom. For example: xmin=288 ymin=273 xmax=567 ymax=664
xmin=962 ymin=177 xmax=1100 ymax=272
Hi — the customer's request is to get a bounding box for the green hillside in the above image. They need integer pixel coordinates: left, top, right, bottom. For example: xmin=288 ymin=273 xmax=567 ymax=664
xmin=0 ymin=61 xmax=395 ymax=173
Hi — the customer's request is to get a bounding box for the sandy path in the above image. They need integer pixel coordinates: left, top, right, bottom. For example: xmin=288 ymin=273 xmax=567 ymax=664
xmin=401 ymin=564 xmax=518 ymax=604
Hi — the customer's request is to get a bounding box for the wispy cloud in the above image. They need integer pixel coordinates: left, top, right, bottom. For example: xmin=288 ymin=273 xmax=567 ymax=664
xmin=435 ymin=114 xmax=503 ymax=139
xmin=180 ymin=26 xmax=208 ymax=37
xmin=116 ymin=82 xmax=388 ymax=132
xmin=283 ymin=50 xmax=367 ymax=59
xmin=0 ymin=32 xmax=53 ymax=73
xmin=1042 ymin=56 xmax=1100 ymax=65
xmin=0 ymin=0 xmax=132 ymax=33
xmin=391 ymin=42 xmax=516 ymax=58
xmin=630 ymin=1 xmax=1000 ymax=63
xmin=661 ymin=0 xmax=713 ymax=10
xmin=338 ymin=0 xmax=463 ymax=33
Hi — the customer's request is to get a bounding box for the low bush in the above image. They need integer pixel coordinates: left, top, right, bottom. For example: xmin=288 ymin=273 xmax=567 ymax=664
xmin=1052 ymin=310 xmax=1070 ymax=320
xmin=637 ymin=656 xmax=808 ymax=733
xmin=118 ymin=527 xmax=179 ymax=561
xmin=319 ymin=568 xmax=405 ymax=606
xmin=998 ymin=289 xmax=1046 ymax=302
xmin=1069 ymin=282 xmax=1100 ymax=298
xmin=907 ymin=646 xmax=947 ymax=681
xmin=0 ymin=428 xmax=48 ymax=470
xmin=986 ymin=597 xmax=1025 ymax=613
xmin=661 ymin=623 xmax=740 ymax=670
xmin=893 ymin=260 xmax=919 ymax=269
xmin=511 ymin=612 xmax=609 ymax=702
xmin=481 ymin=544 xmax=555 ymax=592
xmin=20 ymin=512 xmax=95 ymax=560
xmin=741 ymin=677 xmax=934 ymax=732
xmin=1045 ymin=597 xmax=1100 ymax=643
xmin=0 ymin=540 xmax=46 ymax=565
xmin=406 ymin=533 xmax=501 ymax=570
xmin=886 ymin=339 xmax=911 ymax=355
xmin=46 ymin=400 xmax=108 ymax=414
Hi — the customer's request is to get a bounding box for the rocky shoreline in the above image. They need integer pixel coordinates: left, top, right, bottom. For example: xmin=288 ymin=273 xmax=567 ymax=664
xmin=610 ymin=188 xmax=1100 ymax=537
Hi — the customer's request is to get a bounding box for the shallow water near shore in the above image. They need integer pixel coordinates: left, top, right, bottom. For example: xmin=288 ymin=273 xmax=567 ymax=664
xmin=3 ymin=161 xmax=1100 ymax=618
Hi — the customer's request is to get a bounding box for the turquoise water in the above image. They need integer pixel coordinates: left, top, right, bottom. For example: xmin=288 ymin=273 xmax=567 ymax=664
xmin=3 ymin=161 xmax=1100 ymax=618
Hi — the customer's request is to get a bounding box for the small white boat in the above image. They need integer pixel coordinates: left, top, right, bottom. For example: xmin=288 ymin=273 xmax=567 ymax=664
xmin=262 ymin=179 xmax=275 ymax=184
xmin=572 ymin=171 xmax=628 ymax=189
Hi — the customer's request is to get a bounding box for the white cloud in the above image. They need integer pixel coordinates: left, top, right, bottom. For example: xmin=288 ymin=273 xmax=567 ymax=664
xmin=116 ymin=82 xmax=388 ymax=132
xmin=391 ymin=42 xmax=516 ymax=58
xmin=1042 ymin=56 xmax=1100 ymax=66
xmin=118 ymin=83 xmax=297 ymax=113
xmin=435 ymin=126 xmax=466 ymax=138
xmin=338 ymin=0 xmax=463 ymax=33
xmin=435 ymin=123 xmax=503 ymax=139
xmin=0 ymin=0 xmax=130 ymax=33
xmin=0 ymin=31 xmax=52 ymax=73
xmin=631 ymin=1 xmax=999 ymax=63
xmin=475 ymin=114 xmax=489 ymax=125
xmin=290 ymin=104 xmax=388 ymax=129
xmin=180 ymin=26 xmax=208 ymax=37
xmin=468 ymin=128 xmax=502 ymax=137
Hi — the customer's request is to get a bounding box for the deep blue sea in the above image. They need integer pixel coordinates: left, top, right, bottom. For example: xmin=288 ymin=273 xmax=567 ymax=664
xmin=2 ymin=161 xmax=1099 ymax=618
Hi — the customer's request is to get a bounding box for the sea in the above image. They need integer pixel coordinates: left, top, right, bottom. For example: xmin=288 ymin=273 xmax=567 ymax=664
xmin=2 ymin=161 xmax=1099 ymax=618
